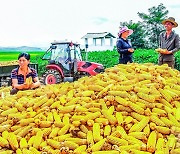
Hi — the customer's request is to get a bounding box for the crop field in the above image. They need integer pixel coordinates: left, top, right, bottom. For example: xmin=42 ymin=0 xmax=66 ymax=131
xmin=0 ymin=49 xmax=180 ymax=74
xmin=0 ymin=51 xmax=44 ymax=62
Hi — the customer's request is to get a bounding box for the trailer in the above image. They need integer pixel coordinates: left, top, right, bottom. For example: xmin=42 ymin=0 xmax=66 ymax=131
xmin=0 ymin=64 xmax=38 ymax=87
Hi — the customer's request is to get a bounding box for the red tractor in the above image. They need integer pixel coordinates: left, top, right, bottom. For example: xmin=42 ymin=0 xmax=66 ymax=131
xmin=42 ymin=41 xmax=104 ymax=84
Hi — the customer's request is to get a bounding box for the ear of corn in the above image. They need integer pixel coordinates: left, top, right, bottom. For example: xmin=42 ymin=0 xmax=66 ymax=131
xmin=93 ymin=123 xmax=102 ymax=142
xmin=104 ymin=125 xmax=111 ymax=137
xmin=90 ymin=138 xmax=106 ymax=152
xmin=20 ymin=138 xmax=28 ymax=149
xmin=107 ymin=136 xmax=128 ymax=146
xmin=74 ymin=145 xmax=87 ymax=153
xmin=87 ymin=131 xmax=94 ymax=147
xmin=64 ymin=140 xmax=79 ymax=150
xmin=166 ymin=134 xmax=176 ymax=150
xmin=156 ymin=138 xmax=165 ymax=151
xmin=0 ymin=136 xmax=9 ymax=148
xmin=147 ymin=131 xmax=157 ymax=153
xmin=25 ymin=77 xmax=33 ymax=85
xmin=7 ymin=132 xmax=19 ymax=150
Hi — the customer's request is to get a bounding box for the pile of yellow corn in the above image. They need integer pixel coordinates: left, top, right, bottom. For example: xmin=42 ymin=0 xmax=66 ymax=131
xmin=0 ymin=63 xmax=180 ymax=154
xmin=0 ymin=60 xmax=18 ymax=67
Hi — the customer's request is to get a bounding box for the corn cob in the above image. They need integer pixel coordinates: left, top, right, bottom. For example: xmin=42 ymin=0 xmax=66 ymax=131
xmin=107 ymin=136 xmax=128 ymax=146
xmin=1 ymin=107 xmax=18 ymax=116
xmin=2 ymin=130 xmax=9 ymax=140
xmin=87 ymin=131 xmax=94 ymax=147
xmin=102 ymin=109 xmax=117 ymax=125
xmin=32 ymin=130 xmax=43 ymax=149
xmin=17 ymin=125 xmax=32 ymax=138
xmin=147 ymin=131 xmax=157 ymax=153
xmin=58 ymin=124 xmax=70 ymax=136
xmin=130 ymin=149 xmax=152 ymax=154
xmin=119 ymin=144 xmax=141 ymax=152
xmin=7 ymin=132 xmax=19 ymax=150
xmin=0 ymin=136 xmax=9 ymax=148
xmin=27 ymin=136 xmax=35 ymax=147
xmin=137 ymin=92 xmax=155 ymax=103
xmin=90 ymin=138 xmax=106 ymax=152
xmin=156 ymin=138 xmax=165 ymax=151
xmin=150 ymin=115 xmax=165 ymax=126
xmin=77 ymin=131 xmax=87 ymax=139
xmin=74 ymin=145 xmax=87 ymax=153
xmin=116 ymin=112 xmax=123 ymax=125
xmin=104 ymin=125 xmax=111 ymax=137
xmin=141 ymin=124 xmax=149 ymax=137
xmin=80 ymin=125 xmax=89 ymax=133
xmin=115 ymin=96 xmax=129 ymax=106
xmin=54 ymin=134 xmax=71 ymax=142
xmin=19 ymin=138 xmax=28 ymax=149
xmin=95 ymin=118 xmax=109 ymax=126
xmin=128 ymin=132 xmax=147 ymax=140
xmin=168 ymin=113 xmax=180 ymax=127
xmin=63 ymin=140 xmax=79 ymax=150
xmin=29 ymin=147 xmax=41 ymax=154
xmin=160 ymin=117 xmax=174 ymax=127
xmin=166 ymin=134 xmax=176 ymax=150
xmin=159 ymin=89 xmax=173 ymax=102
xmin=84 ymin=112 xmax=101 ymax=122
xmin=58 ymin=105 xmax=75 ymax=114
xmin=48 ymin=127 xmax=60 ymax=138
xmin=66 ymin=138 xmax=87 ymax=145
xmin=131 ymin=112 xmax=145 ymax=121
xmin=93 ymin=123 xmax=102 ymax=142
xmin=128 ymin=102 xmax=144 ymax=115
xmin=129 ymin=117 xmax=149 ymax=132
xmin=46 ymin=139 xmax=61 ymax=149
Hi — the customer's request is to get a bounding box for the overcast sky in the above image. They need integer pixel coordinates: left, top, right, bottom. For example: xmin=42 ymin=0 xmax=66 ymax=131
xmin=0 ymin=0 xmax=180 ymax=48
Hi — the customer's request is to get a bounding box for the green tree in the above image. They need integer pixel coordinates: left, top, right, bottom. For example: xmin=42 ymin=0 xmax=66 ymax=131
xmin=137 ymin=3 xmax=168 ymax=48
xmin=120 ymin=20 xmax=146 ymax=49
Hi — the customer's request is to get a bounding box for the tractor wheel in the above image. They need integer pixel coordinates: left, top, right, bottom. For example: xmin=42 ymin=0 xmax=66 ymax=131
xmin=43 ymin=69 xmax=62 ymax=85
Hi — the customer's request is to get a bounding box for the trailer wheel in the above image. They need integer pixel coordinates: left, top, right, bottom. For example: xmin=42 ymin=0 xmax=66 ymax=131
xmin=43 ymin=69 xmax=62 ymax=85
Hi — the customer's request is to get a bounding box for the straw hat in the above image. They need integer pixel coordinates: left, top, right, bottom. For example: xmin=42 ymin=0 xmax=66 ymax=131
xmin=162 ymin=17 xmax=178 ymax=27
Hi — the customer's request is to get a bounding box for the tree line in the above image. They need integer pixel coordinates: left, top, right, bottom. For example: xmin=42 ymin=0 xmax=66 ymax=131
xmin=120 ymin=3 xmax=169 ymax=49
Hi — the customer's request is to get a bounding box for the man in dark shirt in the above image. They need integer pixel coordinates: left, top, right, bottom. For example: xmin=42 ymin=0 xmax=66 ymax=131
xmin=158 ymin=17 xmax=180 ymax=68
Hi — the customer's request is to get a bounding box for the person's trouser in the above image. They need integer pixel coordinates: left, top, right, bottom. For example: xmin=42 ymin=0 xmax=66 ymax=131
xmin=158 ymin=60 xmax=175 ymax=68
xmin=119 ymin=56 xmax=133 ymax=64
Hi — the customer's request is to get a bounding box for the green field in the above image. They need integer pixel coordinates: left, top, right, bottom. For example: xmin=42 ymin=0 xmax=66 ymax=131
xmin=0 ymin=51 xmax=44 ymax=62
xmin=0 ymin=49 xmax=180 ymax=76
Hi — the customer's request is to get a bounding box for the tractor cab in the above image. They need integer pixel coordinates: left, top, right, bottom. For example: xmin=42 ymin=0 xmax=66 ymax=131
xmin=42 ymin=41 xmax=104 ymax=85
xmin=42 ymin=41 xmax=82 ymax=72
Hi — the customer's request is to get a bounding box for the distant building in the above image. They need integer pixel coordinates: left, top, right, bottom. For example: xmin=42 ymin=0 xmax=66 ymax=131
xmin=81 ymin=32 xmax=116 ymax=51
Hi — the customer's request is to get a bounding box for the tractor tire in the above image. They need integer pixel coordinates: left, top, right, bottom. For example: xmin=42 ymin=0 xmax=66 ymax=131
xmin=43 ymin=69 xmax=62 ymax=85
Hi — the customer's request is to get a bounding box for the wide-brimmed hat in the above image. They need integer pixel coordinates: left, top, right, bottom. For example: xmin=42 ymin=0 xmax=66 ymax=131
xmin=118 ymin=26 xmax=133 ymax=36
xmin=162 ymin=17 xmax=178 ymax=27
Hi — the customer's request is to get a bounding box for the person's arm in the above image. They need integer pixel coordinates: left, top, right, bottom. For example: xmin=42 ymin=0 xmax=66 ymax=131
xmin=116 ymin=39 xmax=129 ymax=54
xmin=116 ymin=40 xmax=134 ymax=54
xmin=164 ymin=34 xmax=179 ymax=54
xmin=12 ymin=78 xmax=28 ymax=90
xmin=170 ymin=34 xmax=179 ymax=54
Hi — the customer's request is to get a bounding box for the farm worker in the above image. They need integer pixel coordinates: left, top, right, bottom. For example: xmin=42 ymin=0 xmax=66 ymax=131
xmin=158 ymin=17 xmax=180 ymax=68
xmin=116 ymin=26 xmax=135 ymax=64
xmin=10 ymin=52 xmax=40 ymax=95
